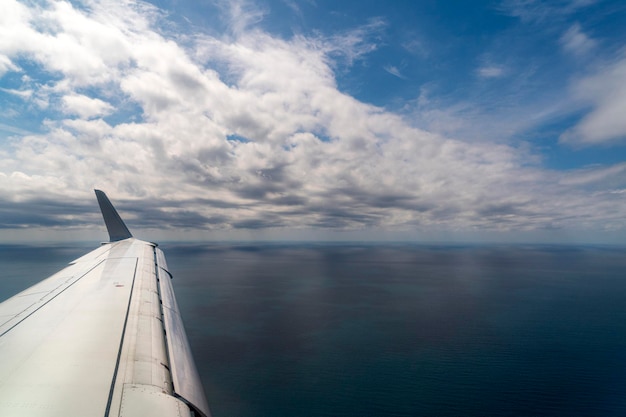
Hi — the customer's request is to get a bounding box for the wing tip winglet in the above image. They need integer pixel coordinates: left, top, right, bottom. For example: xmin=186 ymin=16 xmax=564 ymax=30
xmin=94 ymin=189 xmax=133 ymax=242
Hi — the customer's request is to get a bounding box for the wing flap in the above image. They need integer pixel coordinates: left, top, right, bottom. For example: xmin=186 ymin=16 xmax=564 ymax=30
xmin=119 ymin=384 xmax=192 ymax=417
xmin=157 ymin=248 xmax=211 ymax=417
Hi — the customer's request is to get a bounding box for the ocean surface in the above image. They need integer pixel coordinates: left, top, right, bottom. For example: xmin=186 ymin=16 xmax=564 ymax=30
xmin=2 ymin=242 xmax=626 ymax=416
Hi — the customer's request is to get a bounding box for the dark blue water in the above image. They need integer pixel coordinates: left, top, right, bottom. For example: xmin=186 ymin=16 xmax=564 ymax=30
xmin=2 ymin=243 xmax=626 ymax=416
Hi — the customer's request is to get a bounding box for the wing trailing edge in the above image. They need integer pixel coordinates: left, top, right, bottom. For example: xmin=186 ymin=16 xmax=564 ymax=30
xmin=95 ymin=189 xmax=133 ymax=241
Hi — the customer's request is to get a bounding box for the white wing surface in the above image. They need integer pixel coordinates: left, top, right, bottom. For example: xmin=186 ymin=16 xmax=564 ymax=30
xmin=0 ymin=191 xmax=211 ymax=417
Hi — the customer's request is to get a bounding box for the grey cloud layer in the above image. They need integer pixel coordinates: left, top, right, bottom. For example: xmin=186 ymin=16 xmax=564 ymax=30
xmin=0 ymin=0 xmax=625 ymax=235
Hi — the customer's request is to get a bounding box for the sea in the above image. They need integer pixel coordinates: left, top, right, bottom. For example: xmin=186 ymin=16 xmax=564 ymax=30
xmin=1 ymin=242 xmax=626 ymax=416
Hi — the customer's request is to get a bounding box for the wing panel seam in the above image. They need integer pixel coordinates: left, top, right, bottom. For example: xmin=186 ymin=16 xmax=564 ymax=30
xmin=103 ymin=257 xmax=139 ymax=417
xmin=0 ymin=259 xmax=107 ymax=338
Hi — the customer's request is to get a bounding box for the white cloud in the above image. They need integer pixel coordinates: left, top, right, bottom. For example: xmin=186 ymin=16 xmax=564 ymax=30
xmin=384 ymin=65 xmax=408 ymax=80
xmin=0 ymin=0 xmax=624 ymax=237
xmin=560 ymin=23 xmax=596 ymax=56
xmin=322 ymin=18 xmax=386 ymax=66
xmin=402 ymin=37 xmax=428 ymax=58
xmin=0 ymin=55 xmax=18 ymax=76
xmin=214 ymin=0 xmax=268 ymax=36
xmin=0 ymin=0 xmax=137 ymax=90
xmin=559 ymin=163 xmax=626 ymax=186
xmin=561 ymin=55 xmax=626 ymax=145
xmin=498 ymin=0 xmax=600 ymax=23
xmin=0 ymin=122 xmax=33 ymax=136
xmin=62 ymin=94 xmax=114 ymax=119
xmin=282 ymin=0 xmax=303 ymax=18
xmin=0 ymin=87 xmax=32 ymax=99
xmin=477 ymin=65 xmax=505 ymax=78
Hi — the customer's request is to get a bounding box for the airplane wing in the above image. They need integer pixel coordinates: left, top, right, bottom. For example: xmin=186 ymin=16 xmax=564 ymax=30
xmin=0 ymin=190 xmax=211 ymax=417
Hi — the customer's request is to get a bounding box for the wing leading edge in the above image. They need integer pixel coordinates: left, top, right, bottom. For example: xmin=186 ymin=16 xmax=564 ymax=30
xmin=0 ymin=191 xmax=211 ymax=417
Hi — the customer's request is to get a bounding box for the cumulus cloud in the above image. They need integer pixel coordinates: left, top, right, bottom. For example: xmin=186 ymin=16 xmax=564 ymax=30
xmin=0 ymin=0 xmax=625 ymax=237
xmin=62 ymin=94 xmax=114 ymax=119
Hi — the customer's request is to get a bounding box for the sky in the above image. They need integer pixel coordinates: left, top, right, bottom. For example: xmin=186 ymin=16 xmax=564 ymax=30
xmin=1 ymin=0 xmax=626 ymax=243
